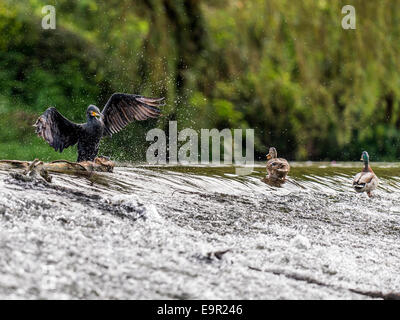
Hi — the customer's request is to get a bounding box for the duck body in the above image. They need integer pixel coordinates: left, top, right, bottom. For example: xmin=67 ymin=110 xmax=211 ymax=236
xmin=266 ymin=158 xmax=290 ymax=180
xmin=353 ymin=168 xmax=379 ymax=195
xmin=353 ymin=151 xmax=379 ymax=197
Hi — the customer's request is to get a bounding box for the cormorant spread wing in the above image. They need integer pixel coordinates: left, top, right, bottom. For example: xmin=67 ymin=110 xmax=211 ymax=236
xmin=34 ymin=107 xmax=81 ymax=152
xmin=101 ymin=93 xmax=164 ymax=137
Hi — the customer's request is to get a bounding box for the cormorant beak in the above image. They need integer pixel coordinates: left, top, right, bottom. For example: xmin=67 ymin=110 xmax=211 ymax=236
xmin=360 ymin=157 xmax=363 ymax=161
xmin=266 ymin=154 xmax=271 ymax=160
xmin=91 ymin=111 xmax=100 ymax=118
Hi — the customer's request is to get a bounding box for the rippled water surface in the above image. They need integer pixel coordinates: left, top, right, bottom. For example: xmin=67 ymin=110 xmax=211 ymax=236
xmin=0 ymin=162 xmax=400 ymax=299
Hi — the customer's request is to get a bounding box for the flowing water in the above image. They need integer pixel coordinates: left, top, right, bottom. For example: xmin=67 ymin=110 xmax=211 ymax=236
xmin=0 ymin=162 xmax=400 ymax=299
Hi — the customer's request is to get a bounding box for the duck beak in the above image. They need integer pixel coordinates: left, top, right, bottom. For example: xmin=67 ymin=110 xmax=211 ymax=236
xmin=360 ymin=157 xmax=363 ymax=161
xmin=266 ymin=153 xmax=271 ymax=160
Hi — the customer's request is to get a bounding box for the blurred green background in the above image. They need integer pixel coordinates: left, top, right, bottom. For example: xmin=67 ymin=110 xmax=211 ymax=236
xmin=1 ymin=0 xmax=400 ymax=162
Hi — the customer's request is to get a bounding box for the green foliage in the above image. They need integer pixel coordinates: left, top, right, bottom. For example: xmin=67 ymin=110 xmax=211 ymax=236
xmin=1 ymin=0 xmax=400 ymax=161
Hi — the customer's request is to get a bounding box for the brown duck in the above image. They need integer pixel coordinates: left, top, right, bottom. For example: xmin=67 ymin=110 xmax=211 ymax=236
xmin=264 ymin=147 xmax=290 ymax=184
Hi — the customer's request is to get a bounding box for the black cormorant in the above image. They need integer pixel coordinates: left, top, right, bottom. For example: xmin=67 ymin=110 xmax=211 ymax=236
xmin=34 ymin=93 xmax=164 ymax=162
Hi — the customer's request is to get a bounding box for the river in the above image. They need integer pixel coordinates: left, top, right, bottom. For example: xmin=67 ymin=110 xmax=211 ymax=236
xmin=0 ymin=162 xmax=399 ymax=299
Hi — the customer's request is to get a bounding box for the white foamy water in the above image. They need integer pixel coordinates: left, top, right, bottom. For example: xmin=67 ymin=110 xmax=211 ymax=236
xmin=0 ymin=162 xmax=399 ymax=299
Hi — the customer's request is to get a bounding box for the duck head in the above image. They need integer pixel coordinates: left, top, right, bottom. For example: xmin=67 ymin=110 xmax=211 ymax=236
xmin=266 ymin=147 xmax=277 ymax=160
xmin=360 ymin=151 xmax=369 ymax=164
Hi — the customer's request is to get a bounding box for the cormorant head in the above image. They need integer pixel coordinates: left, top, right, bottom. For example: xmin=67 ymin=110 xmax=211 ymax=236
xmin=267 ymin=147 xmax=277 ymax=160
xmin=87 ymin=105 xmax=102 ymax=121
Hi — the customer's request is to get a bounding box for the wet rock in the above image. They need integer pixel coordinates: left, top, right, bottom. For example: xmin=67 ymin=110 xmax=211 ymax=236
xmin=208 ymin=249 xmax=231 ymax=260
xmin=194 ymin=249 xmax=231 ymax=263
